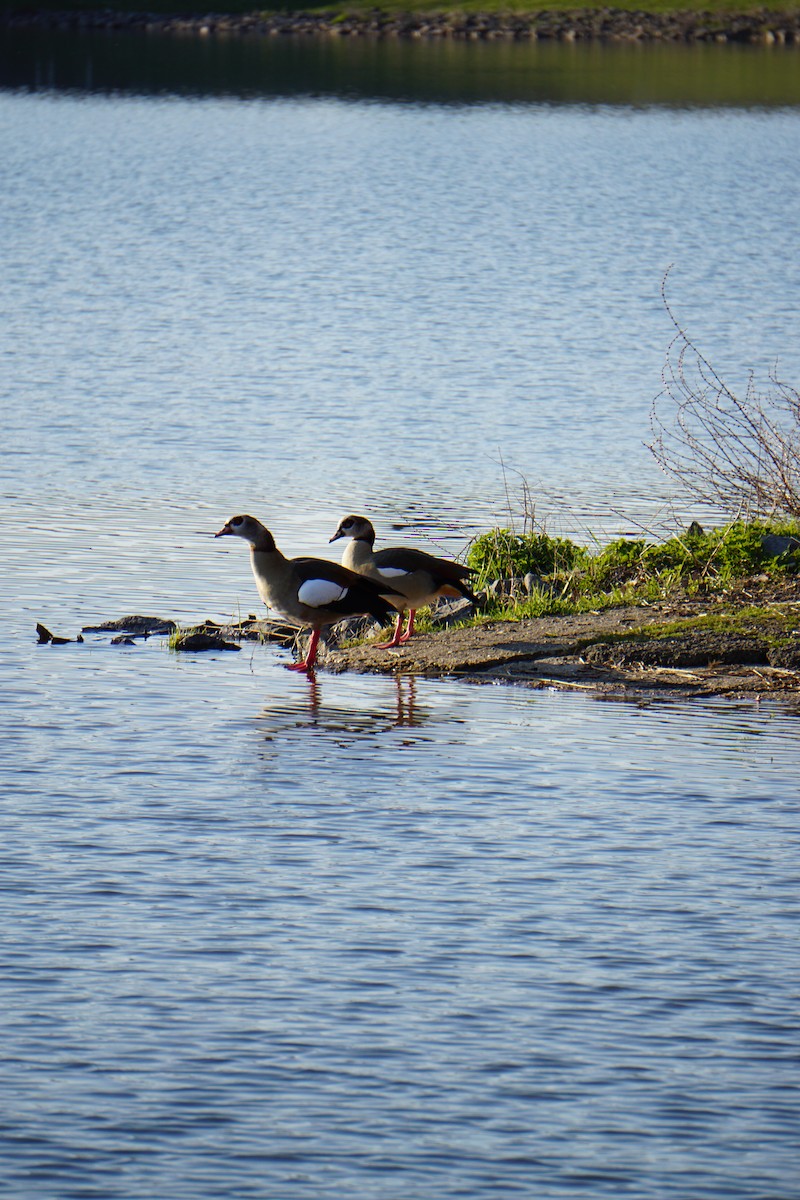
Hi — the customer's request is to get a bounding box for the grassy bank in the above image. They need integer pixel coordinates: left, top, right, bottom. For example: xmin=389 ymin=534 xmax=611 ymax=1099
xmin=463 ymin=518 xmax=800 ymax=621
xmin=589 ymin=602 xmax=800 ymax=646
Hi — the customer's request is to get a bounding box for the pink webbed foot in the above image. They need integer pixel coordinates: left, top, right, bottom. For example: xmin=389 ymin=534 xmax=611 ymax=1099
xmin=375 ymin=612 xmax=407 ymax=649
xmin=287 ymin=630 xmax=319 ymax=673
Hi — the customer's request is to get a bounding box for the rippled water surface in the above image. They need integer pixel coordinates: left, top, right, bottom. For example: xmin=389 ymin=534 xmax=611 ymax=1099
xmin=2 ymin=37 xmax=800 ymax=1199
xmin=5 ymin=636 xmax=800 ymax=1199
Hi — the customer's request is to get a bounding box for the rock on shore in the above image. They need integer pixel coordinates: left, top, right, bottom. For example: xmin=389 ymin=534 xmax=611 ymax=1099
xmin=3 ymin=6 xmax=800 ymax=44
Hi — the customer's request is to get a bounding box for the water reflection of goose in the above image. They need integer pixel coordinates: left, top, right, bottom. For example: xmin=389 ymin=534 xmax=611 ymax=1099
xmin=255 ymin=675 xmax=424 ymax=748
xmin=330 ymin=514 xmax=475 ymax=647
xmin=215 ymin=514 xmax=399 ymax=673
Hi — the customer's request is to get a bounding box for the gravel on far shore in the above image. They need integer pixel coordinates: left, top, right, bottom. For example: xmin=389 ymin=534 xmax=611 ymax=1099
xmin=3 ymin=6 xmax=800 ymax=44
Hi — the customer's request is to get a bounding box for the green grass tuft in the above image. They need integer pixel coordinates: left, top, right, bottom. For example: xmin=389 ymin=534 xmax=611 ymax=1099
xmin=584 ymin=521 xmax=800 ymax=592
xmin=467 ymin=528 xmax=588 ymax=582
xmin=465 ymin=519 xmax=800 ymax=624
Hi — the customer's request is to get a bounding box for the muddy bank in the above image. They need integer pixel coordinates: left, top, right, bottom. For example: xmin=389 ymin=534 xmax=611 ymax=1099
xmin=318 ymin=592 xmax=800 ymax=706
xmin=318 ymin=573 xmax=800 ymax=703
xmin=4 ymin=6 xmax=800 ymax=44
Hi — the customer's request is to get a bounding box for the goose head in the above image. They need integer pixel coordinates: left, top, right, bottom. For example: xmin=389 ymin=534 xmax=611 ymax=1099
xmin=330 ymin=514 xmax=376 ymax=545
xmin=215 ymin=514 xmax=276 ymax=551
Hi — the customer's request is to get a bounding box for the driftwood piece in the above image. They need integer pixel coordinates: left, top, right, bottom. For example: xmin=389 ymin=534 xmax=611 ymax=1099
xmin=36 ymin=623 xmax=82 ymax=645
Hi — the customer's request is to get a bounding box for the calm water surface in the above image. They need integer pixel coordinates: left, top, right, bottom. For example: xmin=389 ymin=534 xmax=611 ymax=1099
xmin=1 ymin=35 xmax=800 ymax=1199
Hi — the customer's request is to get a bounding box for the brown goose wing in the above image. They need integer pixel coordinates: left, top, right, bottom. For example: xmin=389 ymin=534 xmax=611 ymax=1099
xmin=372 ymin=546 xmax=475 ymax=597
xmin=292 ymin=557 xmax=400 ymax=622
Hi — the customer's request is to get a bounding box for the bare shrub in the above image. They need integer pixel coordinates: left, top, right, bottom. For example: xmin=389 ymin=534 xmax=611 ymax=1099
xmin=649 ymin=271 xmax=800 ymax=519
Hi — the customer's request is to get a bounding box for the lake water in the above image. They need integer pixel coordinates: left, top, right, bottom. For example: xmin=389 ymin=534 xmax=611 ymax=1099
xmin=2 ymin=30 xmax=800 ymax=1200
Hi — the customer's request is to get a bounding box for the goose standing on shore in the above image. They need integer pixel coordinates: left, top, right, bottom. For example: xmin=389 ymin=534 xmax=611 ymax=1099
xmin=329 ymin=514 xmax=475 ymax=648
xmin=215 ymin=515 xmax=399 ymax=672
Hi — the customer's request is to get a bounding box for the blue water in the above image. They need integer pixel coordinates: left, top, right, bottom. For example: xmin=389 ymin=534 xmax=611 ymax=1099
xmin=4 ymin=638 xmax=800 ymax=1190
xmin=2 ymin=41 xmax=800 ymax=1199
xmin=5 ymin=636 xmax=800 ymax=1199
xmin=4 ymin=87 xmax=800 ymax=545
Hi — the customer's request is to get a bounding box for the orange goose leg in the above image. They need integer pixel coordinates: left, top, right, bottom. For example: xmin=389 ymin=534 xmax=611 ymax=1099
xmin=399 ymin=610 xmax=416 ymax=643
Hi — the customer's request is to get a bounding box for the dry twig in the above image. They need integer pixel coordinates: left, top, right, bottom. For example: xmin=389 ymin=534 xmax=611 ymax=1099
xmin=649 ymin=269 xmax=800 ymax=518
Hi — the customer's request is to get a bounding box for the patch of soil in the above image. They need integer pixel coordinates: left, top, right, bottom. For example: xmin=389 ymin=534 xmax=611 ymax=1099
xmin=582 ymin=633 xmax=771 ymax=669
xmin=321 ymin=589 xmax=800 ymax=707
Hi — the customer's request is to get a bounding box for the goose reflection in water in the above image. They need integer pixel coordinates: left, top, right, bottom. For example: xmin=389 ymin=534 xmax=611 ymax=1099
xmin=255 ymin=674 xmax=424 ymax=750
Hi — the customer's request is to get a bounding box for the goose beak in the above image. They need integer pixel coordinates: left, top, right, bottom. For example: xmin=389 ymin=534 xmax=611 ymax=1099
xmin=214 ymin=522 xmax=233 ymax=538
xmin=329 ymin=528 xmax=343 ymax=543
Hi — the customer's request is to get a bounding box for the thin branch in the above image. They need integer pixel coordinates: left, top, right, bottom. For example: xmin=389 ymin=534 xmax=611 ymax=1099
xmin=648 ymin=270 xmax=800 ymax=518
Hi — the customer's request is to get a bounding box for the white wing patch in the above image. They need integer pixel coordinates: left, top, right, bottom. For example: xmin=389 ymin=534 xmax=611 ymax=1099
xmin=377 ymin=566 xmax=410 ymax=579
xmin=297 ymin=578 xmax=348 ymax=608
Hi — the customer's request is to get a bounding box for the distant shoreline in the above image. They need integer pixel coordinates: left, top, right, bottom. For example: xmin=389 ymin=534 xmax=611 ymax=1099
xmin=3 ymin=7 xmax=800 ymax=44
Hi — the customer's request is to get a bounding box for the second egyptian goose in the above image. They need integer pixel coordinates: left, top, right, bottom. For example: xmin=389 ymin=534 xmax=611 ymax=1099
xmin=215 ymin=515 xmax=399 ymax=672
xmin=329 ymin=514 xmax=475 ymax=647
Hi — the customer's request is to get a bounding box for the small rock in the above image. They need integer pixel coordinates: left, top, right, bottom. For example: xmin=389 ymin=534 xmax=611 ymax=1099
xmin=768 ymin=642 xmax=800 ymax=669
xmin=523 ymin=572 xmax=548 ymax=594
xmin=487 ymin=577 xmax=529 ymax=600
xmin=172 ymin=632 xmax=241 ymax=652
xmin=428 ymin=597 xmax=475 ymax=627
xmin=248 ymin=619 xmax=297 ymax=644
xmin=82 ymin=615 xmax=177 ymax=634
xmin=761 ymin=534 xmax=800 ymax=560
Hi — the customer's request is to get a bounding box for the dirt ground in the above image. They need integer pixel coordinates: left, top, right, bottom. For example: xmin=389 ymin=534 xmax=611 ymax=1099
xmin=320 ymin=582 xmax=800 ymax=708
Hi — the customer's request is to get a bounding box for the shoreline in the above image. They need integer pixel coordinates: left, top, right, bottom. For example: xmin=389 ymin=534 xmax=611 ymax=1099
xmin=3 ymin=7 xmax=800 ymax=44
xmin=74 ymin=579 xmax=800 ymax=708
xmin=320 ymin=594 xmax=800 ymax=707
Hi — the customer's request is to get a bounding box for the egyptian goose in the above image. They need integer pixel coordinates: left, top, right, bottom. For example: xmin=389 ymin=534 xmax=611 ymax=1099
xmin=215 ymin=515 xmax=399 ymax=672
xmin=329 ymin=514 xmax=475 ymax=647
